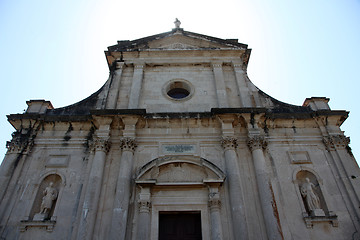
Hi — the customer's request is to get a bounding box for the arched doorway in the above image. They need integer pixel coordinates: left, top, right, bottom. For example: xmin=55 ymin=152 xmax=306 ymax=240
xmin=135 ymin=156 xmax=226 ymax=240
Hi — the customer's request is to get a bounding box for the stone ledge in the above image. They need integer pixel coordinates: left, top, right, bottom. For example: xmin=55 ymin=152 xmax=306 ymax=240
xmin=302 ymin=212 xmax=338 ymax=228
xmin=20 ymin=217 xmax=56 ymax=232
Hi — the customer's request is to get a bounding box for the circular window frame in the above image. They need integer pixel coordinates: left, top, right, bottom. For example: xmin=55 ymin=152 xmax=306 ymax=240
xmin=162 ymin=79 xmax=194 ymax=102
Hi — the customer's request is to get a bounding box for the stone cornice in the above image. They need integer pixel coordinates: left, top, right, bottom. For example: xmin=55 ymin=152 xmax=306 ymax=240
xmin=247 ymin=135 xmax=267 ymax=151
xmin=8 ymin=108 xmax=348 ymax=121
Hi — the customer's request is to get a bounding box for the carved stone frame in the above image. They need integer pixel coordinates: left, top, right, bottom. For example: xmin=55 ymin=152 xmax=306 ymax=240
xmin=135 ymin=156 xmax=226 ymax=240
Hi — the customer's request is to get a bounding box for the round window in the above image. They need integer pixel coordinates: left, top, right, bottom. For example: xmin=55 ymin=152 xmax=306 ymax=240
xmin=167 ymin=88 xmax=190 ymax=99
xmin=163 ymin=80 xmax=194 ymax=101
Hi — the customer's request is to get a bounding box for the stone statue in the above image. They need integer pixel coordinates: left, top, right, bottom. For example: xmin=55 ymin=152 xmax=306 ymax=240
xmin=300 ymin=178 xmax=321 ymax=211
xmin=39 ymin=182 xmax=58 ymax=215
xmin=174 ymin=18 xmax=181 ymax=28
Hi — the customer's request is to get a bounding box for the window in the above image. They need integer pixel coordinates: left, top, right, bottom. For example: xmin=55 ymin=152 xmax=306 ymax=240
xmin=163 ymin=80 xmax=194 ymax=101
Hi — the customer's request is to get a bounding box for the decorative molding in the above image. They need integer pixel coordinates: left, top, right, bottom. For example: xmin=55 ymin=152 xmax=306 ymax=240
xmin=247 ymin=136 xmax=267 ymax=151
xmin=221 ymin=137 xmax=237 ymax=150
xmin=323 ymin=135 xmax=350 ymax=150
xmin=90 ymin=138 xmax=110 ymax=153
xmin=120 ymin=137 xmax=137 ymax=152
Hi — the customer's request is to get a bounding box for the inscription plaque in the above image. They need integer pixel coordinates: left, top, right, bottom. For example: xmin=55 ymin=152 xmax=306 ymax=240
xmin=162 ymin=144 xmax=196 ymax=154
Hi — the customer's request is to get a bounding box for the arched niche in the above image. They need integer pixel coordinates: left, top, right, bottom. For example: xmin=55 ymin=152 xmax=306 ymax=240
xmin=292 ymin=168 xmax=338 ymax=228
xmin=295 ymin=170 xmax=328 ymax=215
xmin=135 ymin=156 xmax=226 ymax=185
xmin=30 ymin=174 xmax=62 ymax=221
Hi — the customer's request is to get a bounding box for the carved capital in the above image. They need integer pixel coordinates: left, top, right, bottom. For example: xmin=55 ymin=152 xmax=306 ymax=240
xmin=232 ymin=63 xmax=243 ymax=69
xmin=115 ymin=61 xmax=124 ymax=70
xmin=208 ymin=192 xmax=221 ymax=210
xmin=6 ymin=133 xmax=34 ymax=154
xmin=120 ymin=137 xmax=137 ymax=152
xmin=134 ymin=64 xmax=144 ymax=70
xmin=90 ymin=138 xmax=110 ymax=153
xmin=323 ymin=135 xmax=350 ymax=150
xmin=212 ymin=62 xmax=223 ymax=68
xmin=138 ymin=200 xmax=151 ymax=213
xmin=221 ymin=137 xmax=237 ymax=150
xmin=247 ymin=136 xmax=267 ymax=151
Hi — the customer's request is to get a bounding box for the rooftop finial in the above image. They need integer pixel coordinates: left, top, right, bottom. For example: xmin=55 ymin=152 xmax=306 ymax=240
xmin=174 ymin=18 xmax=181 ymax=29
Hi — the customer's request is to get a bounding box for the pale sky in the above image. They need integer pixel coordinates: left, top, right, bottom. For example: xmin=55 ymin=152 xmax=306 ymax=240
xmin=1 ymin=0 xmax=359 ymax=163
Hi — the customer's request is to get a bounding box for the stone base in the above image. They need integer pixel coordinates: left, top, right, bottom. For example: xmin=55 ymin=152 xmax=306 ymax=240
xmin=33 ymin=213 xmax=48 ymax=221
xmin=311 ymin=209 xmax=325 ymax=217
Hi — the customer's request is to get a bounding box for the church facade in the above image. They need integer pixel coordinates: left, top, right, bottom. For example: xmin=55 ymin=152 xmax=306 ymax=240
xmin=1 ymin=22 xmax=359 ymax=240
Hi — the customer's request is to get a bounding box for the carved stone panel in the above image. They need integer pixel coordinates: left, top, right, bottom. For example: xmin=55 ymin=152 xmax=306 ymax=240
xmin=288 ymin=151 xmax=311 ymax=164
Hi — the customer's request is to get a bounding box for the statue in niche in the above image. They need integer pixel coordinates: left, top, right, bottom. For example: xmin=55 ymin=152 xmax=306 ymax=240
xmin=40 ymin=182 xmax=58 ymax=214
xmin=34 ymin=182 xmax=58 ymax=220
xmin=300 ymin=178 xmax=324 ymax=216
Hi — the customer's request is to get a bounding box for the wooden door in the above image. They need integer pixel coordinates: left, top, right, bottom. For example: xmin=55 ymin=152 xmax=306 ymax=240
xmin=159 ymin=212 xmax=202 ymax=240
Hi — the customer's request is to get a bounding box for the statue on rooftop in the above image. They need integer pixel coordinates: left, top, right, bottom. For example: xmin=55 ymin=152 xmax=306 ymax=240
xmin=174 ymin=18 xmax=181 ymax=29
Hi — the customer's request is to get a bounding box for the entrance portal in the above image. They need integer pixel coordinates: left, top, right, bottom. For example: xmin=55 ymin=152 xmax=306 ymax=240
xmin=159 ymin=212 xmax=202 ymax=240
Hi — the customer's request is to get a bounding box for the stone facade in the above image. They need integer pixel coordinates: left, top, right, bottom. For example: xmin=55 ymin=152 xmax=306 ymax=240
xmin=1 ymin=24 xmax=360 ymax=240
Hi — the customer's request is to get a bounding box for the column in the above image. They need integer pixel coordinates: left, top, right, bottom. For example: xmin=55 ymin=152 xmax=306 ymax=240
xmin=109 ymin=137 xmax=137 ymax=240
xmin=77 ymin=118 xmax=111 ymax=240
xmin=0 ymin=139 xmax=29 ymax=202
xmin=128 ymin=63 xmax=144 ymax=109
xmin=247 ymin=135 xmax=282 ymax=240
xmin=232 ymin=62 xmax=252 ymax=107
xmin=208 ymin=185 xmax=223 ymax=240
xmin=106 ymin=62 xmax=125 ymax=109
xmin=136 ymin=186 xmax=151 ymax=240
xmin=323 ymin=135 xmax=360 ymax=228
xmin=212 ymin=62 xmax=228 ymax=108
xmin=221 ymin=137 xmax=248 ymax=240
xmin=0 ymin=134 xmax=33 ymax=221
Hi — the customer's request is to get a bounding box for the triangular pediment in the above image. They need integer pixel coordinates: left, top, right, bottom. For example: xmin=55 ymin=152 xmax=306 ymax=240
xmin=146 ymin=34 xmax=239 ymax=50
xmin=107 ymin=29 xmax=247 ymax=53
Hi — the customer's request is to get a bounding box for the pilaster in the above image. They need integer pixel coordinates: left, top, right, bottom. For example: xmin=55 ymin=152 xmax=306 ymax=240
xmin=128 ymin=63 xmax=144 ymax=109
xmin=0 ymin=131 xmax=34 ymax=203
xmin=323 ymin=134 xmax=360 ymax=228
xmin=232 ymin=62 xmax=252 ymax=107
xmin=208 ymin=185 xmax=223 ymax=240
xmin=212 ymin=62 xmax=228 ymax=108
xmin=106 ymin=62 xmax=125 ymax=109
xmin=136 ymin=186 xmax=151 ymax=240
